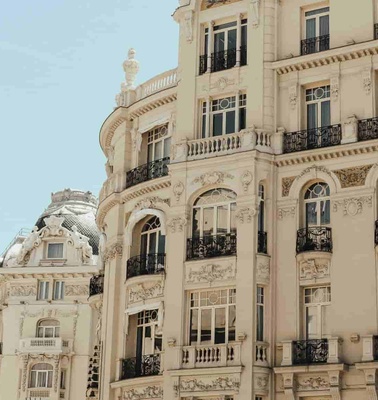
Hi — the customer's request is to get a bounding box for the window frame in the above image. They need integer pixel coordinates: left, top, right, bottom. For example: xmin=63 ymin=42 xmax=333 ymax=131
xmin=53 ymin=281 xmax=65 ymax=301
xmin=46 ymin=242 xmax=64 ymax=259
xmin=29 ymin=364 xmax=53 ymax=388
xmin=256 ymin=286 xmax=265 ymax=342
xmin=305 ymin=84 xmax=331 ymax=130
xmin=37 ymin=281 xmax=50 ymax=301
xmin=303 ymin=6 xmax=330 ymax=40
xmin=136 ymin=309 xmax=162 ymax=357
xmin=37 ymin=319 xmax=60 ymax=338
xmin=303 ymin=182 xmax=331 ymax=228
xmin=146 ymin=124 xmax=171 ymax=163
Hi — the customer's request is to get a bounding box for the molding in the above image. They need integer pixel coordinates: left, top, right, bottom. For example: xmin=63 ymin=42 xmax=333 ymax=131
xmin=134 ymin=196 xmax=170 ymax=211
xmin=167 ymin=217 xmax=187 ymax=233
xmin=103 ymin=242 xmax=123 ymax=263
xmin=122 ymin=386 xmax=163 ymax=400
xmin=333 ymin=196 xmax=372 ymax=216
xmin=278 ymin=206 xmax=296 ymax=219
xmin=192 ymin=171 xmax=234 ymax=186
xmin=128 ymin=280 xmax=165 ymax=303
xmin=174 ymin=376 xmax=240 ymax=396
xmin=235 ymin=207 xmax=256 ymax=223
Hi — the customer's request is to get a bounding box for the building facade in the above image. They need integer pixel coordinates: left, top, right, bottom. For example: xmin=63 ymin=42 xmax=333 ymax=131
xmin=95 ymin=1 xmax=378 ymax=400
xmin=0 ymin=189 xmax=101 ymax=400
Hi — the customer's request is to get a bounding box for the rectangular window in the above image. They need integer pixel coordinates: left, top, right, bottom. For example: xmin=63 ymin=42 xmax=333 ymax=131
xmin=147 ymin=125 xmax=170 ymax=162
xmin=30 ymin=370 xmax=53 ymax=388
xmin=306 ymin=86 xmax=330 ymax=130
xmin=189 ymin=289 xmax=236 ymax=345
xmin=305 ymin=7 xmax=329 ymax=39
xmin=53 ymin=281 xmax=65 ymax=300
xmin=37 ymin=281 xmax=50 ymax=300
xmin=304 ymin=286 xmax=331 ymax=339
xmin=47 ymin=243 xmax=64 ymax=259
xmin=256 ymin=286 xmax=264 ymax=342
xmin=60 ymin=370 xmax=66 ymax=390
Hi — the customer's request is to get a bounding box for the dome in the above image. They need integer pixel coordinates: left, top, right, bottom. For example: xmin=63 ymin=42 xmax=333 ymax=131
xmin=34 ymin=189 xmax=100 ymax=255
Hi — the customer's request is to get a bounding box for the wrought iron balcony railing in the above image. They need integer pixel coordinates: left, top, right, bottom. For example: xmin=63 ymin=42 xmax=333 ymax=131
xmin=293 ymin=339 xmax=328 ymax=365
xmin=373 ymin=335 xmax=378 ymax=361
xmin=358 ymin=117 xmax=378 ymax=142
xmin=296 ymin=227 xmax=332 ymax=254
xmin=283 ymin=124 xmax=341 ymax=154
xmin=375 ymin=221 xmax=378 ymax=246
xmin=257 ymin=231 xmax=268 ymax=254
xmin=199 ymin=46 xmax=247 ymax=75
xmin=120 ymin=354 xmax=161 ymax=380
xmin=126 ymin=157 xmax=170 ymax=189
xmin=187 ymin=233 xmax=237 ymax=260
xmin=126 ymin=253 xmax=165 ymax=279
xmin=0 ymin=342 xmax=2 ymax=355
xmin=301 ymin=34 xmax=330 ymax=55
xmin=375 ymin=23 xmax=378 ymax=40
xmin=89 ymin=274 xmax=104 ymax=297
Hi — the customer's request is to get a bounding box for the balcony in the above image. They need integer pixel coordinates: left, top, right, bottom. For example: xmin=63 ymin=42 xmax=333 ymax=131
xmin=282 ymin=338 xmax=342 ymax=366
xmin=358 ymin=117 xmax=378 ymax=142
xmin=198 ymin=46 xmax=247 ymax=75
xmin=296 ymin=227 xmax=332 ymax=254
xmin=186 ymin=233 xmax=237 ymax=260
xmin=257 ymin=231 xmax=268 ymax=254
xmin=120 ymin=354 xmax=161 ymax=380
xmin=375 ymin=23 xmax=378 ymax=40
xmin=26 ymin=389 xmax=51 ymax=400
xmin=255 ymin=341 xmax=269 ymax=366
xmin=181 ymin=342 xmax=241 ymax=368
xmin=283 ymin=124 xmax=341 ymax=154
xmin=19 ymin=338 xmax=73 ymax=354
xmin=125 ymin=157 xmax=170 ymax=189
xmin=300 ymin=34 xmax=330 ymax=55
xmin=126 ymin=253 xmax=165 ymax=279
xmin=89 ymin=274 xmax=104 ymax=297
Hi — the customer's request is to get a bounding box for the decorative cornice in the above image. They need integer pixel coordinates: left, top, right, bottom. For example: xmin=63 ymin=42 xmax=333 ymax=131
xmin=129 ymin=92 xmax=177 ymax=120
xmin=122 ymin=179 xmax=171 ymax=203
xmin=134 ymin=196 xmax=170 ymax=211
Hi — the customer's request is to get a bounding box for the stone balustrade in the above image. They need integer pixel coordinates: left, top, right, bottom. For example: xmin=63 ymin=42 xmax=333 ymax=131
xmin=361 ymin=335 xmax=378 ymax=362
xmin=255 ymin=341 xmax=269 ymax=366
xmin=135 ymin=68 xmax=177 ymax=101
xmin=27 ymin=389 xmax=51 ymax=399
xmin=19 ymin=338 xmax=73 ymax=354
xmin=181 ymin=342 xmax=241 ymax=368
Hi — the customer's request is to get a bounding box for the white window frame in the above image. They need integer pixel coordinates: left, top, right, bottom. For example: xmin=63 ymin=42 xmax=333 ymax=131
xmin=53 ymin=281 xmax=65 ymax=301
xmin=256 ymin=286 xmax=265 ymax=342
xmin=305 ymin=85 xmax=331 ymax=129
xmin=304 ymin=182 xmax=331 ymax=227
xmin=37 ymin=320 xmax=60 ymax=338
xmin=46 ymin=242 xmax=64 ymax=259
xmin=188 ymin=288 xmax=236 ymax=345
xmin=303 ymin=6 xmax=330 ymax=40
xmin=37 ymin=281 xmax=50 ymax=301
xmin=147 ymin=124 xmax=171 ymax=163
xmin=29 ymin=364 xmax=53 ymax=388
xmin=303 ymin=286 xmax=331 ymax=339
xmin=60 ymin=369 xmax=67 ymax=390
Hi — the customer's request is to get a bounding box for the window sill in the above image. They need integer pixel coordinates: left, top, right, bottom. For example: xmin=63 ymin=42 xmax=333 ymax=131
xmin=39 ymin=258 xmax=67 ymax=267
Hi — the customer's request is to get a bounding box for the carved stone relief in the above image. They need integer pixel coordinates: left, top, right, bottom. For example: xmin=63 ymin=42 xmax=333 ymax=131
xmin=289 ymin=85 xmax=298 ymax=109
xmin=9 ymin=285 xmax=36 ymax=297
xmin=333 ymin=196 xmax=372 ymax=216
xmin=175 ymin=376 xmax=240 ymax=396
xmin=296 ymin=376 xmax=330 ymax=390
xmin=192 ymin=171 xmax=234 ymax=186
xmin=299 ymin=259 xmax=330 ymax=280
xmin=297 ymin=165 xmax=333 ymax=181
xmin=187 ymin=263 xmax=236 ymax=284
xmin=250 ymin=0 xmax=261 ymax=28
xmin=128 ymin=281 xmax=165 ymax=303
xmin=184 ymin=11 xmax=193 ymax=43
xmin=241 ymin=170 xmax=253 ymax=192
xmin=122 ymin=385 xmax=163 ymax=400
xmin=65 ymin=284 xmax=89 ymax=296
xmin=255 ymin=374 xmax=269 ymax=390
xmin=256 ymin=260 xmax=270 ymax=284
xmin=167 ymin=217 xmax=187 ymax=233
xmin=235 ymin=207 xmax=256 ymax=223
xmin=103 ymin=243 xmax=123 ymax=263
xmin=363 ymin=68 xmax=372 ymax=95
xmin=282 ymin=177 xmax=296 ymax=197
xmin=173 ymin=182 xmax=185 ymax=202
xmin=331 ymin=76 xmax=339 ymax=101
xmin=134 ymin=196 xmax=170 ymax=210
xmin=278 ymin=206 xmax=296 ymax=220
xmin=333 ymin=165 xmax=373 ymax=188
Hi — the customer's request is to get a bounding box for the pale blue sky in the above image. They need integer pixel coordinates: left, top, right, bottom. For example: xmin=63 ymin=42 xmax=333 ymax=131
xmin=0 ymin=0 xmax=179 ymax=249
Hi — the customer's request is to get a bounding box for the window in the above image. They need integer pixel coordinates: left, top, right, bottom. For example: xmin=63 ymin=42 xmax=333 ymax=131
xmin=60 ymin=369 xmax=66 ymax=390
xmin=136 ymin=309 xmax=162 ymax=357
xmin=258 ymin=184 xmax=265 ymax=232
xmin=53 ymin=281 xmax=65 ymax=300
xmin=140 ymin=217 xmax=165 ymax=256
xmin=306 ymin=85 xmax=330 ymax=130
xmin=192 ymin=189 xmax=237 ymax=237
xmin=47 ymin=243 xmax=64 ymax=259
xmin=37 ymin=281 xmax=50 ymax=300
xmin=37 ymin=319 xmax=60 ymax=338
xmin=201 ymin=94 xmax=246 ymax=138
xmin=304 ymin=182 xmax=330 ymax=227
xmin=256 ymin=286 xmax=264 ymax=342
xmin=189 ymin=289 xmax=236 ymax=345
xmin=305 ymin=7 xmax=329 ymax=40
xmin=304 ymin=286 xmax=331 ymax=339
xmin=147 ymin=125 xmax=171 ymax=163
xmin=29 ymin=363 xmax=53 ymax=388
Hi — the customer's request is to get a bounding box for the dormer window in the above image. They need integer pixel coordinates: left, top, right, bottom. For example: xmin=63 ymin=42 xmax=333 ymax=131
xmin=47 ymin=243 xmax=63 ymax=259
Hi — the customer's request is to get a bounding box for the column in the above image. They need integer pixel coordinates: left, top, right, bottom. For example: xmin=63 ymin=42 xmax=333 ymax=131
xmin=236 ymin=14 xmax=242 ymax=67
xmin=206 ymin=96 xmax=211 ymax=138
xmin=206 ymin=21 xmax=213 ymax=73
xmin=235 ymin=91 xmax=240 ymax=133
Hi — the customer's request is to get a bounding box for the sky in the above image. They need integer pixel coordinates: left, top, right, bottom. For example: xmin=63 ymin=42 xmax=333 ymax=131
xmin=0 ymin=0 xmax=179 ymax=250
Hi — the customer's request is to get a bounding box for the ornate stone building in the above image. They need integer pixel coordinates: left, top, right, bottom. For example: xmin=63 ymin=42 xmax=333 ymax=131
xmin=100 ymin=0 xmax=378 ymax=399
xmin=0 ymin=189 xmax=102 ymax=400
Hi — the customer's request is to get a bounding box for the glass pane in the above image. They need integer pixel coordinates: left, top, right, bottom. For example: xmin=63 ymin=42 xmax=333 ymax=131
xmin=163 ymin=138 xmax=171 ymax=158
xmin=307 ymin=103 xmax=317 ymax=129
xmin=230 ymin=203 xmax=237 ymax=233
xmin=154 ymin=141 xmax=162 ymax=161
xmin=45 ymin=328 xmax=53 ymax=338
xmin=321 ymin=100 xmax=330 ymax=127
xmin=148 ymin=144 xmax=153 ymax=163
xmin=140 ymin=234 xmax=148 ymax=255
xmin=30 ymin=371 xmax=37 ymax=388
xmin=217 ymin=205 xmax=228 ymax=234
xmin=201 ymin=309 xmax=212 ymax=344
xmin=47 ymin=371 xmax=53 ymax=388
xmin=214 ymin=32 xmax=225 ymax=53
xmin=225 ymin=110 xmax=235 ymax=134
xmin=202 ymin=114 xmax=207 ymax=138
xmin=203 ymin=207 xmax=214 ymax=236
xmin=319 ymin=15 xmax=329 ymax=36
xmin=306 ymin=306 xmax=318 ymax=339
xmin=321 ymin=200 xmax=330 ymax=225
xmin=148 ymin=232 xmax=157 ymax=254
xmin=204 ymin=33 xmax=208 ymax=56
xmin=258 ymin=200 xmax=265 ymax=231
xmin=239 ymin=108 xmax=246 ymax=131
xmin=322 ymin=305 xmax=331 ymax=337
xmin=192 ymin=208 xmax=201 ymax=236
xmin=154 ymin=331 xmax=163 ymax=352
xmin=214 ymin=308 xmax=226 ymax=344
xmin=306 ymin=202 xmax=318 ymax=226
xmin=306 ymin=18 xmax=316 ymax=39
xmin=213 ymin=113 xmax=223 ymax=136
xmin=256 ymin=305 xmax=264 ymax=341
xmin=228 ymin=305 xmax=236 ymax=342
xmin=227 ymin=29 xmax=237 ymax=50
xmin=158 ymin=232 xmax=166 ymax=254
xmin=48 ymin=243 xmax=63 ymax=258
xmin=241 ymin=25 xmax=247 ymax=47
xmin=55 ymin=327 xmax=60 ymax=338
xmin=190 ymin=309 xmax=198 ymax=344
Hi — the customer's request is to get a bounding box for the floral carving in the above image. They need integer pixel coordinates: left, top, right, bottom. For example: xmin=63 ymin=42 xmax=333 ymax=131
xmin=282 ymin=177 xmax=296 ymax=197
xmin=333 ymin=165 xmax=373 ymax=188
xmin=176 ymin=376 xmax=240 ymax=394
xmin=256 ymin=261 xmax=270 ymax=283
xmin=167 ymin=217 xmax=187 ymax=233
xmin=187 ymin=263 xmax=235 ymax=283
xmin=300 ymin=259 xmax=330 ymax=280
xmin=331 ymin=76 xmax=339 ymax=101
xmin=255 ymin=375 xmax=269 ymax=389
xmin=193 ymin=171 xmax=234 ymax=186
xmin=134 ymin=196 xmax=170 ymax=210
xmin=333 ymin=196 xmax=372 ymax=216
xmin=235 ymin=207 xmax=257 ymax=223
xmin=363 ymin=68 xmax=372 ymax=95
xmin=122 ymin=385 xmax=163 ymax=400
xmin=128 ymin=281 xmax=164 ymax=303
xmin=251 ymin=0 xmax=261 ymax=27
xmin=103 ymin=243 xmax=123 ymax=263
xmin=296 ymin=376 xmax=330 ymax=390
xmin=65 ymin=284 xmax=89 ymax=296
xmin=241 ymin=170 xmax=253 ymax=192
xmin=9 ymin=285 xmax=36 ymax=297
xmin=278 ymin=207 xmax=296 ymax=219
xmin=205 ymin=0 xmax=231 ymax=8
xmin=173 ymin=182 xmax=185 ymax=202
xmin=289 ymin=85 xmax=297 ymax=109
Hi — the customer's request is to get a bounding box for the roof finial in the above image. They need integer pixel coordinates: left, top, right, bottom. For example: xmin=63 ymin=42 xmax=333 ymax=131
xmin=123 ymin=48 xmax=139 ymax=89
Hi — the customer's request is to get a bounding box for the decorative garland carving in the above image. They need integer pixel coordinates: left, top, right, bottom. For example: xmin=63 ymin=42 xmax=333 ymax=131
xmin=187 ymin=263 xmax=235 ymax=283
xmin=205 ymin=0 xmax=231 ymax=8
xmin=9 ymin=285 xmax=36 ymax=297
xmin=122 ymin=386 xmax=163 ymax=400
xmin=134 ymin=196 xmax=170 ymax=211
xmin=289 ymin=85 xmax=297 ymax=109
xmin=241 ymin=170 xmax=253 ymax=192
xmin=167 ymin=217 xmax=187 ymax=233
xmin=333 ymin=196 xmax=372 ymax=216
xmin=65 ymin=284 xmax=89 ymax=296
xmin=175 ymin=376 xmax=240 ymax=395
xmin=331 ymin=76 xmax=339 ymax=101
xmin=278 ymin=207 xmax=296 ymax=220
xmin=173 ymin=182 xmax=185 ymax=202
xmin=255 ymin=375 xmax=269 ymax=389
xmin=103 ymin=243 xmax=123 ymax=263
xmin=282 ymin=176 xmax=296 ymax=197
xmin=192 ymin=171 xmax=234 ymax=186
xmin=128 ymin=281 xmax=164 ymax=303
xmin=299 ymin=259 xmax=330 ymax=280
xmin=333 ymin=165 xmax=373 ymax=188
xmin=296 ymin=165 xmax=332 ymax=181
xmin=296 ymin=376 xmax=330 ymax=390
xmin=235 ymin=207 xmax=256 ymax=223
xmin=256 ymin=261 xmax=270 ymax=284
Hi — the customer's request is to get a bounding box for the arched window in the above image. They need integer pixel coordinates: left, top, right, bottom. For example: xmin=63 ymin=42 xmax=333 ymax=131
xmin=192 ymin=189 xmax=237 ymax=237
xmin=258 ymin=184 xmax=265 ymax=232
xmin=29 ymin=363 xmax=53 ymax=388
xmin=140 ymin=217 xmax=165 ymax=256
xmin=37 ymin=319 xmax=60 ymax=338
xmin=304 ymin=182 xmax=330 ymax=227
